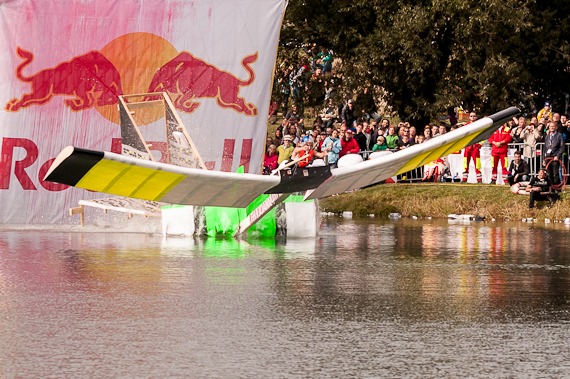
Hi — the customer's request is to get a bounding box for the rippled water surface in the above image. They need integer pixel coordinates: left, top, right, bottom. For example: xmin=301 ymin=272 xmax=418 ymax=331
xmin=1 ymin=219 xmax=570 ymax=378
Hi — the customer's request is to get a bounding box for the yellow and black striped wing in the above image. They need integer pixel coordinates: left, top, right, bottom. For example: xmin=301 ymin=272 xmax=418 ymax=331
xmin=45 ymin=147 xmax=280 ymax=208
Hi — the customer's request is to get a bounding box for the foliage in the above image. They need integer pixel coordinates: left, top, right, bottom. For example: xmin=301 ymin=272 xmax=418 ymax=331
xmin=276 ymin=0 xmax=570 ymax=124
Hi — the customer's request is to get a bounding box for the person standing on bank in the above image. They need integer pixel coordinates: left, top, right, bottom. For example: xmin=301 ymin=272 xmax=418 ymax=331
xmin=462 ymin=112 xmax=482 ymax=183
xmin=542 ymin=122 xmax=564 ymax=186
xmin=526 ymin=169 xmax=559 ymax=209
xmin=341 ymin=99 xmax=357 ymax=128
xmin=489 ymin=123 xmax=512 ymax=184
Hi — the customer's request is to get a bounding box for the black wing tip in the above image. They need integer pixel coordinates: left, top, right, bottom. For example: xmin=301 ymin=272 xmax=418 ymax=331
xmin=44 ymin=146 xmax=105 ymax=186
xmin=489 ymin=107 xmax=521 ymax=123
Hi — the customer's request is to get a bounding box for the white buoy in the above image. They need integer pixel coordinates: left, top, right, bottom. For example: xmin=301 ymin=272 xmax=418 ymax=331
xmin=491 ymin=218 xmax=496 ymax=222
xmin=369 ymin=214 xmax=375 ymax=217
xmin=342 ymin=211 xmax=353 ymax=218
xmin=545 ymin=218 xmax=551 ymax=223
xmin=425 ymin=216 xmax=432 ymax=220
xmin=564 ymin=218 xmax=570 ymax=224
xmin=412 ymin=215 xmax=418 ymax=220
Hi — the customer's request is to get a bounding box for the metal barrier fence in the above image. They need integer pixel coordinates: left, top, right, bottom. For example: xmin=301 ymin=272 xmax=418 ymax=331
xmin=399 ymin=166 xmax=424 ymax=182
xmin=511 ymin=142 xmax=570 ymax=178
xmin=508 ymin=143 xmax=539 ymax=176
xmin=358 ymin=149 xmax=424 ymax=182
xmin=358 ymin=142 xmax=570 ymax=183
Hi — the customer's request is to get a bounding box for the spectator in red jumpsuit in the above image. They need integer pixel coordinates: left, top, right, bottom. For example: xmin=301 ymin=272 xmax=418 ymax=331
xmin=462 ymin=112 xmax=482 ymax=182
xmin=340 ymin=130 xmax=360 ymax=157
xmin=489 ymin=124 xmax=512 ymax=184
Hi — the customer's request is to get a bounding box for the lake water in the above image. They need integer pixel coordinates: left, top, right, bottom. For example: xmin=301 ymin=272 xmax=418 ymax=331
xmin=1 ymin=218 xmax=570 ymax=378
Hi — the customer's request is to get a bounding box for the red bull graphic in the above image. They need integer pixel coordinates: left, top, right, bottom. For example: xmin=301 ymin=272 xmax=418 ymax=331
xmin=145 ymin=52 xmax=258 ymax=116
xmin=5 ymin=47 xmax=123 ymax=112
xmin=3 ymin=34 xmax=261 ymax=182
xmin=0 ymin=136 xmax=253 ymax=194
xmin=5 ymin=39 xmax=258 ymax=118
xmin=0 ymin=0 xmax=287 ymax=225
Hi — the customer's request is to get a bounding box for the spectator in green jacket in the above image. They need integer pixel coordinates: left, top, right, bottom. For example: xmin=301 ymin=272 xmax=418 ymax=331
xmin=385 ymin=126 xmax=399 ymax=150
xmin=372 ymin=136 xmax=388 ymax=151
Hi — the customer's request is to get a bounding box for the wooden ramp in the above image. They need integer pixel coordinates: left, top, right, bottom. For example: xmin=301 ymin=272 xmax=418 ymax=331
xmin=69 ymin=92 xmax=208 ymax=224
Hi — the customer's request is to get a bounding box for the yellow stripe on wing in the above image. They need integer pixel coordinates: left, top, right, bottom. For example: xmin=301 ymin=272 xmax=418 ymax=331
xmin=76 ymin=159 xmax=186 ymax=201
xmin=396 ymin=131 xmax=483 ymax=175
xmin=133 ymin=171 xmax=185 ymax=200
xmin=395 ymin=149 xmax=433 ymax=176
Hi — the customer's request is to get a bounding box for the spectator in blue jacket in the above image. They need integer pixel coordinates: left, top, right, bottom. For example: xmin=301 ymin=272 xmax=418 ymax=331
xmin=322 ymin=129 xmax=342 ymax=168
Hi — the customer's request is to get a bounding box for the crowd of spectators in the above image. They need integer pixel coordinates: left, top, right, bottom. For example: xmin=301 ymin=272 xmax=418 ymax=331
xmin=272 ymin=44 xmax=378 ymax=125
xmin=264 ymin=98 xmax=469 ymax=173
xmin=264 ymin=81 xmax=570 ymax=206
xmin=265 ymin=44 xmax=569 ymax=211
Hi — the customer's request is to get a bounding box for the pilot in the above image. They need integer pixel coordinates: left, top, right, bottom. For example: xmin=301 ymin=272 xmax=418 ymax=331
xmin=293 ymin=136 xmax=327 ymax=167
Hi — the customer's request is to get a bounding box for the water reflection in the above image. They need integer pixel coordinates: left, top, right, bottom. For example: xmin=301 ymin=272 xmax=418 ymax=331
xmin=0 ymin=221 xmax=569 ymax=377
xmin=270 ymin=219 xmax=570 ymax=324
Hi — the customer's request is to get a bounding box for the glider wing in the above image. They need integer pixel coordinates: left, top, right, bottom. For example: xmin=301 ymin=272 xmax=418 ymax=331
xmin=45 ymin=107 xmax=519 ymax=206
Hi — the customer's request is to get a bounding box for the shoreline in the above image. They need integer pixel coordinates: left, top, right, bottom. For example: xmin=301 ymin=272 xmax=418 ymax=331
xmin=318 ymin=183 xmax=570 ymax=221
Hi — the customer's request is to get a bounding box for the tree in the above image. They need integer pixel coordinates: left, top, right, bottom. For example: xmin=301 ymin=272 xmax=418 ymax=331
xmin=275 ymin=0 xmax=570 ymax=124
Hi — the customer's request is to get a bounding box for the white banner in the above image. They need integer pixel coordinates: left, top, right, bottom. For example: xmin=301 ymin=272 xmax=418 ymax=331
xmin=0 ymin=0 xmax=286 ymax=223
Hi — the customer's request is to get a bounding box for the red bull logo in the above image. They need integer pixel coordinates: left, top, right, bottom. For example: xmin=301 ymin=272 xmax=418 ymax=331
xmin=5 ymin=47 xmax=123 ymax=113
xmin=1 ymin=33 xmax=261 ymax=191
xmin=4 ymin=33 xmax=258 ymax=121
xmin=145 ymin=52 xmax=258 ymax=116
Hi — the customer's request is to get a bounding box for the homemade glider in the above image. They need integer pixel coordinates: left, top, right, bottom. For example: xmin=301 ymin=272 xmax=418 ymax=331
xmin=45 ymin=107 xmax=520 ymax=207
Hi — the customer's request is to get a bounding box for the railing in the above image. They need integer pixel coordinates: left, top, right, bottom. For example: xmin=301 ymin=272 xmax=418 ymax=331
xmin=509 ymin=142 xmax=570 ymax=177
xmin=399 ymin=166 xmax=424 ymax=182
xmin=508 ymin=142 xmax=539 ymax=176
xmin=354 ymin=142 xmax=570 ymax=183
xmin=532 ymin=142 xmax=570 ymax=178
xmin=357 ymin=149 xmax=424 ymax=182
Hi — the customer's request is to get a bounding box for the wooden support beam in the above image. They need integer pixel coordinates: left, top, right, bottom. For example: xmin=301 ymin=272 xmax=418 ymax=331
xmin=162 ymin=94 xmax=208 ymax=170
xmin=271 ymin=154 xmax=310 ymax=174
xmin=69 ymin=205 xmax=85 ymax=227
xmin=121 ymin=92 xmax=164 ymax=99
xmin=126 ymin=100 xmax=164 ymax=110
xmin=118 ymin=96 xmax=156 ymax=162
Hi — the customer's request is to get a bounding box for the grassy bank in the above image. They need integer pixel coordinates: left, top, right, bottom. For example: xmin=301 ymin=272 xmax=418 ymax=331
xmin=319 ymin=183 xmax=570 ymax=221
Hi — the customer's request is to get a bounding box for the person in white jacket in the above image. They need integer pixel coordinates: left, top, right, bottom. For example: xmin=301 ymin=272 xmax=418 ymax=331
xmin=520 ymin=123 xmax=541 ymax=158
